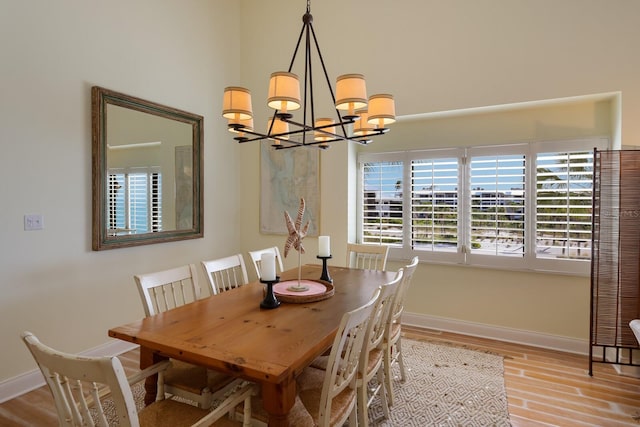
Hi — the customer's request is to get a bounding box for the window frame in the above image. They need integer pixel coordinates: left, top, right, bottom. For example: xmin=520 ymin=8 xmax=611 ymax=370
xmin=358 ymin=137 xmax=609 ymax=275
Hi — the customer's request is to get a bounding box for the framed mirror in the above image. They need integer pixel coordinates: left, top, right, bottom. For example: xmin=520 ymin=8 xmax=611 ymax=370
xmin=92 ymin=86 xmax=203 ymax=250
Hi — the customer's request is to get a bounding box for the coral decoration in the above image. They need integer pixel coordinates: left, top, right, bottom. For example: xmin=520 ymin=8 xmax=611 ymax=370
xmin=284 ymin=198 xmax=310 ymax=258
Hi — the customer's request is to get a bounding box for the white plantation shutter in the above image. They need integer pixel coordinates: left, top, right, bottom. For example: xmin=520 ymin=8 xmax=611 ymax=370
xmin=107 ymin=167 xmax=161 ymax=235
xmin=108 ymin=173 xmax=126 ymax=232
xmin=361 ymin=158 xmax=403 ymax=245
xmin=128 ymin=172 xmax=149 ymax=233
xmin=411 ymin=157 xmax=459 ymax=253
xmin=535 ymin=150 xmax=594 ymax=261
xmin=468 ymin=149 xmax=526 ymax=258
xmin=150 ymin=172 xmax=162 ymax=232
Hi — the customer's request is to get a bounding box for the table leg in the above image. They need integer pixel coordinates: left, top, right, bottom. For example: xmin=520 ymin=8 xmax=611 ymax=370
xmin=139 ymin=346 xmax=166 ymax=406
xmin=261 ymin=378 xmax=296 ymax=427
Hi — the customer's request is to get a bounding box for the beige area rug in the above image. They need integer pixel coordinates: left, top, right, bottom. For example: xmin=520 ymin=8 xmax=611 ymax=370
xmin=100 ymin=339 xmax=511 ymax=426
xmin=367 ymin=339 xmax=512 ymax=426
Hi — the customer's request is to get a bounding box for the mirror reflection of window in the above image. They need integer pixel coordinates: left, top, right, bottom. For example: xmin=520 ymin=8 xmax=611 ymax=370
xmin=107 ymin=167 xmax=162 ymax=236
xmin=92 ymin=86 xmax=203 ymax=250
xmin=106 ymin=104 xmax=192 ymax=234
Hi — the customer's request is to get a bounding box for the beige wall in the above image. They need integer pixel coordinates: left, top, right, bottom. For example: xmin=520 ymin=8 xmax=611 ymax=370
xmin=2 ymin=0 xmax=640 ymax=387
xmin=0 ymin=1 xmax=241 ymax=383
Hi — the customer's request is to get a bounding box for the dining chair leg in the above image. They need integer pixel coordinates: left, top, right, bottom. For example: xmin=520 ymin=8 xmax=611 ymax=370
xmin=384 ymin=345 xmax=394 ymax=407
xmin=397 ymin=338 xmax=406 ymax=382
xmin=200 ymin=387 xmax=213 ymax=409
xmin=376 ymin=367 xmax=390 ymax=419
xmin=357 ymin=387 xmax=369 ymax=427
xmin=361 ymin=368 xmax=391 ymax=424
xmin=349 ymin=405 xmax=357 ymax=427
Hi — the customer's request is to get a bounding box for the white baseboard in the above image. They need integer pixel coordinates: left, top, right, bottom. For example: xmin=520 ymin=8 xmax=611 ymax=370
xmin=403 ymin=312 xmax=589 ymax=355
xmin=0 ymin=339 xmax=138 ymax=404
xmin=613 ymin=364 xmax=640 ymax=378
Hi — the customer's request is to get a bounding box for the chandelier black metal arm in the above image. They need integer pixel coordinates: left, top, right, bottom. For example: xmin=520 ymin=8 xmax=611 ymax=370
xmin=231 ymin=116 xmax=387 ymax=148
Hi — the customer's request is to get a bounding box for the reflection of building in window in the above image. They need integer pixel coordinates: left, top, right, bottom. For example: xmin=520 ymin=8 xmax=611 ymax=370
xmin=107 ymin=167 xmax=161 ymax=236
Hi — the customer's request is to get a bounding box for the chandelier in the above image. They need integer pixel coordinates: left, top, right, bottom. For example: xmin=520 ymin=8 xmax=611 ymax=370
xmin=221 ymin=1 xmax=395 ymax=150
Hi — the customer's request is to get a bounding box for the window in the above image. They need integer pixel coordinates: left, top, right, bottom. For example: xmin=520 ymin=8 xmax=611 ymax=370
xmin=362 ymin=153 xmax=404 ymax=245
xmin=358 ymin=137 xmax=608 ymax=274
xmin=107 ymin=167 xmax=161 ymax=236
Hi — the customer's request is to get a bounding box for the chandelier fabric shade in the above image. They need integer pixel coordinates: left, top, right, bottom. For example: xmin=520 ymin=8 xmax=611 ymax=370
xmin=335 ymin=74 xmax=368 ymax=118
xmin=267 ymin=72 xmax=302 ymax=114
xmin=221 ymin=1 xmax=395 ymax=150
xmin=367 ymin=94 xmax=396 ymax=127
xmin=268 ymin=118 xmax=290 ymax=142
xmin=314 ymin=118 xmax=336 ymax=148
xmin=222 ymin=87 xmax=253 ymax=121
xmin=353 ymin=110 xmax=376 ymax=137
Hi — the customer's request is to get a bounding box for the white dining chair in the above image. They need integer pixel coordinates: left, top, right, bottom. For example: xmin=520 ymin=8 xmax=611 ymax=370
xmin=383 ymin=256 xmax=418 ymax=406
xmin=201 ymin=253 xmax=249 ymax=295
xmin=248 ymin=246 xmax=284 ymax=280
xmin=135 ymin=264 xmax=202 ymax=316
xmin=134 ymin=264 xmax=241 ymax=409
xmin=346 ymin=243 xmax=390 ymax=271
xmin=295 ymin=287 xmax=381 ymax=426
xmin=357 ymin=269 xmax=403 ymax=426
xmin=22 ymin=331 xmax=253 ymax=427
xmin=309 ymin=270 xmax=403 ymax=426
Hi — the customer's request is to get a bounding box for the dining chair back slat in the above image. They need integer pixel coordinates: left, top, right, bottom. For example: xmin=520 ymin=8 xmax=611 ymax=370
xmin=134 ymin=264 xmax=201 ymax=317
xmin=201 ymin=254 xmax=249 ymax=295
xmin=346 ymin=243 xmax=389 ymax=271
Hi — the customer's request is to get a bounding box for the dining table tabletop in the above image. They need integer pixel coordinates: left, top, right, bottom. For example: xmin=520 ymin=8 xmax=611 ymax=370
xmin=108 ymin=263 xmax=396 ymax=426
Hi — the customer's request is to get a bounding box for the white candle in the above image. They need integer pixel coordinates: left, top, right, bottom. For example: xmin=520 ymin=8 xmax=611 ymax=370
xmin=318 ymin=235 xmax=331 ymax=257
xmin=261 ymin=252 xmax=276 ymax=281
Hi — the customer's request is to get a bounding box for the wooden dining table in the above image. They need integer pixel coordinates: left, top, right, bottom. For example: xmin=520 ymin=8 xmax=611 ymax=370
xmin=108 ymin=264 xmax=395 ymax=426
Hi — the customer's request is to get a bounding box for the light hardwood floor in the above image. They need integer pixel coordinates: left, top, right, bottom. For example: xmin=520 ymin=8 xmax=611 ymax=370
xmin=2 ymin=326 xmax=640 ymax=426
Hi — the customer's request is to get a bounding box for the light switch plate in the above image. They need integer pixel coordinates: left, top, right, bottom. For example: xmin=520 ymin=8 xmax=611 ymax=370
xmin=24 ymin=214 xmax=44 ymax=231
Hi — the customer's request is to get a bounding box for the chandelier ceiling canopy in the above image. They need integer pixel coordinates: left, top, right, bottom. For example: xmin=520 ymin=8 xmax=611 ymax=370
xmin=221 ymin=0 xmax=395 ymax=150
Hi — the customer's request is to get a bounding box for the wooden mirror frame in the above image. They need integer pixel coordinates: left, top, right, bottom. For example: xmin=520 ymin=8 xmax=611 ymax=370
xmin=91 ymin=86 xmax=203 ymax=250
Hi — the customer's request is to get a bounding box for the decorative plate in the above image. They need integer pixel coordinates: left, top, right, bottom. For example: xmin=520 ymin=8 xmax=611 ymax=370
xmin=273 ymin=279 xmax=334 ymax=303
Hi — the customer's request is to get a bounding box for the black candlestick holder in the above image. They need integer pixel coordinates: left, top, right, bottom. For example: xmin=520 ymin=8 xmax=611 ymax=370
xmin=259 ymin=276 xmax=281 ymax=309
xmin=317 ymin=255 xmax=333 ymax=283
